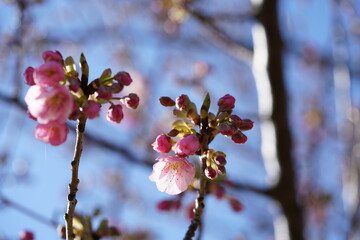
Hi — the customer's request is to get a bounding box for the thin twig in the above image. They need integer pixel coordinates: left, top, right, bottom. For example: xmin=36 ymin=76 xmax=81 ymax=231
xmin=64 ymin=114 xmax=87 ymax=240
xmin=0 ymin=195 xmax=58 ymax=228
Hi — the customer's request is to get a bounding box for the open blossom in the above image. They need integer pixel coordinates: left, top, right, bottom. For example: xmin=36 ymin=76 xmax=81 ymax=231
xmin=174 ymin=134 xmax=200 ymax=156
xmin=107 ymin=104 xmax=124 ymax=123
xmin=34 ymin=122 xmax=69 ymax=146
xmin=218 ymin=94 xmax=235 ymax=111
xmin=33 ymin=61 xmax=64 ymax=87
xmin=152 ymin=134 xmax=172 ymax=154
xmin=149 ymin=155 xmax=195 ymax=195
xmin=25 ymin=85 xmax=74 ymax=124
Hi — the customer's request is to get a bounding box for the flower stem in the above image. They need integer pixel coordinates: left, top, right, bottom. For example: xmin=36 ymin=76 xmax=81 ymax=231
xmin=183 ymin=133 xmax=209 ymax=240
xmin=64 ymin=114 xmax=87 ymax=240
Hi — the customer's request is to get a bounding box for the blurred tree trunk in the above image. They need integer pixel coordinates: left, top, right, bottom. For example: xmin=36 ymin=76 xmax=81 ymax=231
xmin=251 ymin=0 xmax=304 ymax=239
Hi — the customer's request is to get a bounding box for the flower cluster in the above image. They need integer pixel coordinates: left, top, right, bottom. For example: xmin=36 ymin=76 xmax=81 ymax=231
xmin=24 ymin=51 xmax=139 ymax=146
xmin=149 ymin=93 xmax=253 ymax=195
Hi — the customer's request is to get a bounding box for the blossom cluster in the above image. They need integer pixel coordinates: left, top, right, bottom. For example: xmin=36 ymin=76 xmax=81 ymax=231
xmin=24 ymin=51 xmax=139 ymax=146
xmin=149 ymin=93 xmax=253 ymax=195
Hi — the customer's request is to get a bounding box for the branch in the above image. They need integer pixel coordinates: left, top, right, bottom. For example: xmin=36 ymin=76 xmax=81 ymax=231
xmin=0 ymin=195 xmax=58 ymax=228
xmin=64 ymin=114 xmax=87 ymax=240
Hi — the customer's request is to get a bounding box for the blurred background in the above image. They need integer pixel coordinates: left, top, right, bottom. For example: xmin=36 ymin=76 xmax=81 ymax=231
xmin=0 ymin=0 xmax=359 ymax=239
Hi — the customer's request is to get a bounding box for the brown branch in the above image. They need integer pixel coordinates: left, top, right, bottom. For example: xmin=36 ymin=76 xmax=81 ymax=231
xmin=0 ymin=195 xmax=58 ymax=228
xmin=64 ymin=114 xmax=87 ymax=240
xmin=252 ymin=0 xmax=304 ymax=239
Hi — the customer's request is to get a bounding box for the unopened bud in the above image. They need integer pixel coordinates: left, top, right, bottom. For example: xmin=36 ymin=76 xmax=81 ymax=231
xmin=205 ymin=166 xmax=218 ymax=179
xmin=214 ymin=156 xmax=227 ymax=166
xmin=176 ymin=94 xmax=190 ymax=111
xmin=217 ymin=165 xmax=226 ymax=175
xmin=95 ymin=85 xmax=112 ymax=100
xmin=229 ymin=198 xmax=244 ymax=212
xmin=57 ymin=225 xmax=66 ymax=239
xmin=238 ymin=119 xmax=254 ymax=131
xmin=114 ymin=71 xmax=132 ymax=86
xmin=218 ymin=94 xmax=235 ymax=112
xmin=24 ymin=67 xmax=35 ymax=86
xmin=231 ymin=131 xmax=247 ymax=144
xmin=19 ymin=230 xmax=34 ymax=240
xmin=159 ymin=96 xmax=175 ymax=107
xmin=218 ymin=123 xmax=234 ymax=137
xmin=121 ymin=93 xmax=140 ymax=109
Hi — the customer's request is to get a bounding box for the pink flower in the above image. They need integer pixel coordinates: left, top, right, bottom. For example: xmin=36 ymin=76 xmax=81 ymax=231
xmin=121 ymin=93 xmax=140 ymax=109
xmin=176 ymin=94 xmax=190 ymax=111
xmin=174 ymin=134 xmax=200 ymax=156
xmin=25 ymin=85 xmax=74 ymax=124
xmin=149 ymin=155 xmax=195 ymax=195
xmin=23 ymin=67 xmax=35 ymax=86
xmin=218 ymin=94 xmax=235 ymax=111
xmin=33 ymin=62 xmax=64 ymax=87
xmin=114 ymin=71 xmax=133 ymax=86
xmin=42 ymin=50 xmax=63 ymax=63
xmin=107 ymin=104 xmax=124 ymax=123
xmin=152 ymin=134 xmax=172 ymax=153
xmin=34 ymin=122 xmax=69 ymax=146
xmin=82 ymin=100 xmax=101 ymax=119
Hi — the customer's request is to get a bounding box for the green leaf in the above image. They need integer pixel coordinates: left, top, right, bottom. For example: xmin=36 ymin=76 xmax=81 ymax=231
xmin=200 ymin=93 xmax=211 ymax=119
xmin=80 ymin=53 xmax=89 ymax=87
xmin=99 ymin=68 xmax=112 ymax=82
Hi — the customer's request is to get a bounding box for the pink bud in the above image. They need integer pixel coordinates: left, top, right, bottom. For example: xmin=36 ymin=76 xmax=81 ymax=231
xmin=82 ymin=100 xmax=101 ymax=119
xmin=229 ymin=198 xmax=244 ymax=212
xmin=213 ymin=185 xmax=225 ymax=199
xmin=186 ymin=202 xmax=195 ymax=220
xmin=152 ymin=134 xmax=172 ymax=154
xmin=42 ymin=50 xmax=63 ymax=63
xmin=218 ymin=123 xmax=234 ymax=137
xmin=114 ymin=71 xmax=133 ymax=86
xmin=19 ymin=230 xmax=34 ymax=240
xmin=25 ymin=85 xmax=74 ymax=124
xmin=174 ymin=134 xmax=200 ymax=156
xmin=157 ymin=200 xmax=173 ymax=211
xmin=175 ymin=94 xmax=190 ymax=111
xmin=33 ymin=62 xmax=64 ymax=88
xmin=107 ymin=104 xmax=124 ymax=123
xmin=159 ymin=96 xmax=175 ymax=107
xmin=205 ymin=166 xmax=217 ymax=179
xmin=121 ymin=93 xmax=140 ymax=109
xmin=109 ymin=82 xmax=123 ymax=93
xmin=218 ymin=94 xmax=235 ymax=111
xmin=67 ymin=78 xmax=81 ymax=92
xmin=95 ymin=85 xmax=112 ymax=100
xmin=214 ymin=156 xmax=227 ymax=166
xmin=24 ymin=67 xmax=35 ymax=86
xmin=231 ymin=131 xmax=247 ymax=144
xmin=238 ymin=119 xmax=254 ymax=131
xmin=34 ymin=122 xmax=69 ymax=146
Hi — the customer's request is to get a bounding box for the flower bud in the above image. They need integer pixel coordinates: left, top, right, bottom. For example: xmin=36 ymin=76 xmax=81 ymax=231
xmin=205 ymin=166 xmax=218 ymax=179
xmin=159 ymin=96 xmax=175 ymax=107
xmin=214 ymin=156 xmax=227 ymax=166
xmin=152 ymin=134 xmax=172 ymax=154
xmin=67 ymin=78 xmax=81 ymax=92
xmin=19 ymin=230 xmax=34 ymax=240
xmin=109 ymin=82 xmax=123 ymax=93
xmin=213 ymin=185 xmax=225 ymax=199
xmin=218 ymin=94 xmax=235 ymax=111
xmin=114 ymin=71 xmax=132 ymax=86
xmin=231 ymin=131 xmax=247 ymax=144
xmin=24 ymin=67 xmax=35 ymax=86
xmin=174 ymin=134 xmax=200 ymax=156
xmin=95 ymin=85 xmax=112 ymax=101
xmin=107 ymin=104 xmax=124 ymax=123
xmin=42 ymin=50 xmax=63 ymax=63
xmin=176 ymin=94 xmax=190 ymax=111
xmin=121 ymin=93 xmax=140 ymax=109
xmin=238 ymin=119 xmax=254 ymax=131
xmin=218 ymin=123 xmax=234 ymax=137
xmin=229 ymin=197 xmax=244 ymax=212
xmin=217 ymin=165 xmax=226 ymax=175
xmin=57 ymin=225 xmax=66 ymax=239
xmin=82 ymin=100 xmax=101 ymax=119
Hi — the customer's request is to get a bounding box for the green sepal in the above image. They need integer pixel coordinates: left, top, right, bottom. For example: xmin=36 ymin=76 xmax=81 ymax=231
xmin=200 ymin=93 xmax=210 ymax=118
xmin=79 ymin=53 xmax=89 ymax=88
xmin=96 ymin=219 xmax=109 ymax=236
xmin=99 ymin=68 xmax=112 ymax=83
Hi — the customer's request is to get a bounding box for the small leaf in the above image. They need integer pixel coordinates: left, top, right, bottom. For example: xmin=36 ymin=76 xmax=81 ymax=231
xmin=96 ymin=219 xmax=109 ymax=236
xmin=200 ymin=93 xmax=211 ymax=119
xmin=80 ymin=53 xmax=89 ymax=88
xmin=99 ymin=68 xmax=112 ymax=82
xmin=65 ymin=56 xmax=77 ymax=73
